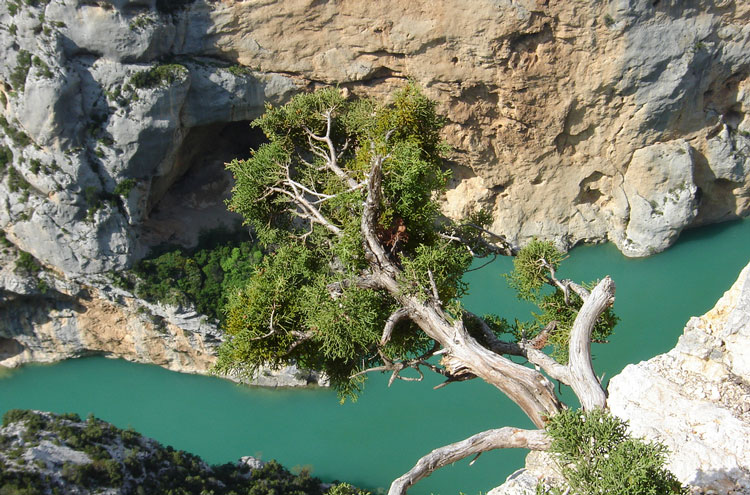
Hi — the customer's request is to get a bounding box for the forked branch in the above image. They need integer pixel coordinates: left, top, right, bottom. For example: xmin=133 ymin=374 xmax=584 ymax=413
xmin=388 ymin=427 xmax=551 ymax=495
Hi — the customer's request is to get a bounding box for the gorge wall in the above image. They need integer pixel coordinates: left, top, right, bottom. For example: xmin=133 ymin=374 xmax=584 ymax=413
xmin=1 ymin=0 xmax=749 ymax=372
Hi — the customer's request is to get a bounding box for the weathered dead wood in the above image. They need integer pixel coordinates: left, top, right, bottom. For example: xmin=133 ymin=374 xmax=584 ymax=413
xmin=387 ymin=427 xmax=551 ymax=495
xmin=568 ymin=276 xmax=614 ymax=410
xmin=380 ymin=308 xmax=411 ymax=346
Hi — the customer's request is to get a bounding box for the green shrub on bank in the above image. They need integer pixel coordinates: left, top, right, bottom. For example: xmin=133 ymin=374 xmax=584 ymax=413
xmin=1 ymin=410 xmax=350 ymax=495
xmin=540 ymin=409 xmax=688 ymax=495
xmin=129 ymin=230 xmax=263 ymax=321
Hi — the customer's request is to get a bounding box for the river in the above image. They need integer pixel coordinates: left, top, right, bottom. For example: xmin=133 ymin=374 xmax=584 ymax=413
xmin=2 ymin=219 xmax=749 ymax=494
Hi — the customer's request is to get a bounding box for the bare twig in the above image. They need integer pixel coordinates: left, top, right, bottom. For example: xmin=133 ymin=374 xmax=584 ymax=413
xmin=388 ymin=427 xmax=551 ymax=495
xmin=427 ymin=269 xmax=440 ymax=303
xmin=381 ymin=307 xmax=411 ymax=346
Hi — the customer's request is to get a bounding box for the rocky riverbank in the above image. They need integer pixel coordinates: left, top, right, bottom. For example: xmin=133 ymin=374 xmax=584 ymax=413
xmin=0 ymin=409 xmax=347 ymax=495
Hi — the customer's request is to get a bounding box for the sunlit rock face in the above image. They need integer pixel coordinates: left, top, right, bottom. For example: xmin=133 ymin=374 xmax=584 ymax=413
xmin=608 ymin=261 xmax=750 ymax=494
xmin=1 ymin=0 xmax=750 ymax=276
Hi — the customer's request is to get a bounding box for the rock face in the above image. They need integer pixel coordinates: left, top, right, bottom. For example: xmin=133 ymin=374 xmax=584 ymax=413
xmin=1 ymin=0 xmax=750 ymax=372
xmin=491 ymin=260 xmax=750 ymax=495
xmin=0 ymin=236 xmax=323 ymax=387
xmin=608 ymin=261 xmax=750 ymax=494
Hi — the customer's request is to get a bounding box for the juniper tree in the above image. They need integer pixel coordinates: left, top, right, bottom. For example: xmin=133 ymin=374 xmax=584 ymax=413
xmin=216 ymin=85 xmax=682 ymax=495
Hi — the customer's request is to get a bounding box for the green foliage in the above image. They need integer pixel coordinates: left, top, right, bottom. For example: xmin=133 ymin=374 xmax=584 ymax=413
xmin=221 ymin=84 xmax=455 ymax=398
xmin=130 ymin=64 xmax=187 ymax=89
xmin=130 ymin=230 xmax=263 ymax=321
xmin=0 ymin=116 xmax=32 ymax=147
xmin=28 ymin=158 xmax=41 ymax=174
xmin=10 ymin=50 xmax=32 ymax=92
xmin=31 ymin=56 xmax=53 ymax=78
xmin=84 ymin=185 xmax=102 ymax=220
xmin=226 ymin=64 xmax=252 ymax=77
xmin=399 ymin=241 xmax=472 ymax=303
xmin=506 ymin=239 xmax=565 ymax=301
xmin=114 ymin=178 xmax=136 ymax=197
xmin=0 ymin=146 xmax=13 ymax=172
xmin=7 ymin=167 xmax=30 ymax=194
xmin=1 ymin=410 xmax=335 ymax=495
xmin=14 ymin=250 xmax=41 ymax=275
xmin=534 ymin=289 xmax=618 ymax=363
xmin=129 ymin=13 xmax=155 ymax=31
xmin=542 ymin=409 xmax=688 ymax=495
xmin=504 ymin=241 xmax=618 ymax=363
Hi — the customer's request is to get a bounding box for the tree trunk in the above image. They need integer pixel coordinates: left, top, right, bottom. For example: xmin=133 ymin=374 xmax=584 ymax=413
xmin=406 ymin=298 xmax=563 ymax=427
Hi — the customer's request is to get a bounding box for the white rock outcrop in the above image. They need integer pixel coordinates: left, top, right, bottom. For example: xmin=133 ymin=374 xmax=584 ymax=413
xmin=491 ymin=261 xmax=750 ymax=495
xmin=616 ymin=140 xmax=699 ymax=256
xmin=608 ymin=261 xmax=750 ymax=494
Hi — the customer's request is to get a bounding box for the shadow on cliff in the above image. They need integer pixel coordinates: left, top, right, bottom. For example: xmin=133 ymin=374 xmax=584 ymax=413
xmin=687 ymin=466 xmax=750 ymax=494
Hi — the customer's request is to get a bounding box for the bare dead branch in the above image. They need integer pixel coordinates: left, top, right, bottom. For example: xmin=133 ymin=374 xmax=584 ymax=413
xmin=462 ymin=223 xmax=517 ymax=256
xmin=427 ymin=269 xmax=440 ymax=302
xmin=381 ymin=307 xmax=411 ymax=346
xmin=361 ymin=150 xmax=399 ymax=279
xmin=541 ymin=258 xmax=591 ymax=304
xmin=302 ymin=110 xmax=359 ymax=189
xmin=326 ymin=275 xmax=383 ymax=298
xmin=433 ymin=373 xmax=476 ymax=390
xmin=568 ymin=276 xmax=615 ymax=410
xmin=284 ymin=330 xmax=315 ymax=355
xmin=269 ymin=186 xmax=342 ymax=236
xmin=388 ymin=427 xmax=551 ymax=495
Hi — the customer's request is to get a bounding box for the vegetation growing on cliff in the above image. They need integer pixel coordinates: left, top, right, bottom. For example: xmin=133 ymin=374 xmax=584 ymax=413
xmin=0 ymin=409 xmax=343 ymax=495
xmin=118 ymin=230 xmax=263 ymax=321
xmin=541 ymin=409 xmax=687 ymax=495
xmin=215 ymin=85 xmax=686 ymax=495
xmin=130 ymin=64 xmax=188 ymax=90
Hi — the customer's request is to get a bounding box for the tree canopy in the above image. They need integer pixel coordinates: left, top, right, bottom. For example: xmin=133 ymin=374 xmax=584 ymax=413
xmin=215 ymin=84 xmax=684 ymax=495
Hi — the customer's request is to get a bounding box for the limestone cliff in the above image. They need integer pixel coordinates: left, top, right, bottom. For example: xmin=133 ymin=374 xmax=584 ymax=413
xmin=607 ymin=261 xmax=750 ymax=494
xmin=1 ymin=0 xmax=750 ymax=372
xmin=491 ymin=259 xmax=750 ymax=495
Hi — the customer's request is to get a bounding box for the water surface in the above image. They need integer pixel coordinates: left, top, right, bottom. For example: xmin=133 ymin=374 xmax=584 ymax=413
xmin=2 ymin=220 xmax=749 ymax=494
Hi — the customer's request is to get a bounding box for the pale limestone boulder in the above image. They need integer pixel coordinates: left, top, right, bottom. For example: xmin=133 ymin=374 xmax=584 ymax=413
xmin=608 ymin=261 xmax=750 ymax=494
xmin=615 ymin=140 xmax=699 ymax=256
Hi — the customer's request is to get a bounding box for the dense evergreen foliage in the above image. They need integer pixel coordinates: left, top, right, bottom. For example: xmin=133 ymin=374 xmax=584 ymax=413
xmin=117 ymin=230 xmax=263 ymax=321
xmin=217 ymin=85 xmax=464 ymax=397
xmin=0 ymin=410 xmax=355 ymax=495
xmin=216 ymin=85 xmax=617 ymax=398
xmin=214 ymin=85 xmax=681 ymax=495
xmin=541 ymin=409 xmax=688 ymax=495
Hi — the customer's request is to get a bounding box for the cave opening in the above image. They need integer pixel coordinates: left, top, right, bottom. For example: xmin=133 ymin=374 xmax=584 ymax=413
xmin=138 ymin=120 xmax=267 ymax=255
xmin=0 ymin=337 xmax=24 ymax=362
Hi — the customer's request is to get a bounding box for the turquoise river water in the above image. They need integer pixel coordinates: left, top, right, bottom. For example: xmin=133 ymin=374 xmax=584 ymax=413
xmin=1 ymin=219 xmax=750 ymax=494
